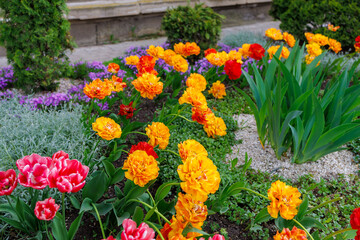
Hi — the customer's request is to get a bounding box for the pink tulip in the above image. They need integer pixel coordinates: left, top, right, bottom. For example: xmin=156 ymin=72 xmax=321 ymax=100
xmin=0 ymin=169 xmax=17 ymax=195
xmin=16 ymin=154 xmax=51 ymax=189
xmin=199 ymin=234 xmax=225 ymax=240
xmin=34 ymin=197 xmax=60 ymax=221
xmin=102 ymin=236 xmax=116 ymax=240
xmin=121 ymin=219 xmax=155 ymax=240
xmin=48 ymin=157 xmax=89 ymax=193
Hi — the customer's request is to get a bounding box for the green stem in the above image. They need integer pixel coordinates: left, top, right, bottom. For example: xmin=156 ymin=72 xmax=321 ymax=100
xmin=121 ymin=149 xmax=129 ymax=154
xmin=126 ymin=131 xmax=147 ymax=136
xmin=62 ymin=192 xmax=65 ymax=220
xmin=167 ymin=114 xmax=195 ymax=123
xmin=292 ymin=218 xmax=314 ymax=240
xmin=88 ymin=138 xmax=101 ymax=167
xmin=147 ymin=190 xmax=161 ymax=225
xmin=128 ymin=199 xmax=171 ymax=225
xmin=87 ymin=98 xmax=94 ymax=122
xmin=92 ymin=203 xmax=106 ymax=239
xmin=161 ymin=149 xmax=180 ymax=157
xmin=45 ymin=221 xmax=54 ymax=240
xmin=235 ymin=187 xmax=269 ymax=200
xmin=306 ymin=197 xmax=342 ymax=214
xmin=146 ymin=221 xmax=165 ymax=240
xmin=322 ymin=227 xmax=354 ymax=240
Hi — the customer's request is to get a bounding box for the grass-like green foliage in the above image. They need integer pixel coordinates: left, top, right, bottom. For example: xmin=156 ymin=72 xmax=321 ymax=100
xmin=270 ymin=0 xmax=360 ymax=52
xmin=240 ymin=43 xmax=360 ymax=163
xmin=0 ymin=97 xmax=103 ymax=171
xmin=0 ymin=0 xmax=75 ymax=92
xmin=221 ymin=31 xmax=267 ymax=48
xmin=161 ymin=3 xmax=225 ymax=52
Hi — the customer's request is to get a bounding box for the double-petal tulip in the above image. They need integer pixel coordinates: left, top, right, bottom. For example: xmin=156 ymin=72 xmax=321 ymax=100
xmin=34 ymin=197 xmax=60 ymax=221
xmin=16 ymin=154 xmax=51 ymax=190
xmin=48 ymin=158 xmax=89 ymax=193
xmin=0 ymin=169 xmax=17 ymax=195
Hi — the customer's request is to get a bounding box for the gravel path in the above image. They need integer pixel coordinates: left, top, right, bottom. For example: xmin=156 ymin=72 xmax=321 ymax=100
xmin=226 ymin=114 xmax=358 ymax=182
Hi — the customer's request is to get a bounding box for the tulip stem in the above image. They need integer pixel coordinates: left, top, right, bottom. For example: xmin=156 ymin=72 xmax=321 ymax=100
xmin=161 ymin=149 xmax=180 ymax=157
xmin=322 ymin=227 xmax=354 ymax=240
xmin=92 ymin=203 xmax=106 ymax=239
xmin=167 ymin=114 xmax=195 ymax=123
xmin=147 ymin=190 xmax=161 ymax=224
xmin=129 ymin=199 xmax=171 ymax=225
xmin=306 ymin=197 xmax=342 ymax=214
xmin=45 ymin=221 xmax=54 ymax=240
xmin=292 ymin=218 xmax=314 ymax=240
xmin=146 ymin=221 xmax=165 ymax=240
xmin=127 ymin=131 xmax=147 ymax=136
xmin=61 ymin=192 xmax=65 ymax=220
xmin=232 ymin=187 xmax=269 ymax=200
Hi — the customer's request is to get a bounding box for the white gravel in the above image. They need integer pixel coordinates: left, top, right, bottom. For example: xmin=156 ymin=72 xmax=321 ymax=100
xmin=226 ymin=114 xmax=358 ymax=182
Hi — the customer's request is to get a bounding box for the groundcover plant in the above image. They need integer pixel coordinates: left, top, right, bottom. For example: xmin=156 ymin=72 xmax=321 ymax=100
xmin=0 ymin=29 xmax=359 ymax=240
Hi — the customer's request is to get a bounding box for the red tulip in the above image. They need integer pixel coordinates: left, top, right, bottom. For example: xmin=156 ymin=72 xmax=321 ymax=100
xmin=129 ymin=142 xmax=158 ymax=159
xmin=249 ymin=43 xmax=265 ymax=60
xmin=16 ymin=154 xmax=51 ymax=189
xmin=121 ymin=219 xmax=155 ymax=240
xmin=204 ymin=48 xmax=217 ymax=57
xmin=34 ymin=197 xmax=60 ymax=221
xmin=48 ymin=158 xmax=89 ymax=193
xmin=351 ymin=208 xmax=360 ymax=229
xmin=0 ymin=169 xmax=17 ymax=196
xmin=224 ymin=60 xmax=242 ymax=80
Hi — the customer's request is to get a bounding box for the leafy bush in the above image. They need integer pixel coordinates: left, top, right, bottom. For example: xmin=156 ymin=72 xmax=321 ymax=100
xmin=222 ymin=31 xmax=267 ymax=48
xmin=270 ymin=0 xmax=360 ymax=52
xmin=0 ymin=0 xmax=75 ymax=92
xmin=0 ymin=97 xmax=103 ymax=170
xmin=240 ymin=43 xmax=360 ymax=163
xmin=161 ymin=3 xmax=225 ymax=52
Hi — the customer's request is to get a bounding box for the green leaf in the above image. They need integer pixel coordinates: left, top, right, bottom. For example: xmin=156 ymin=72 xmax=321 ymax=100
xmin=102 ymin=160 xmax=115 ymax=177
xmin=155 ymin=181 xmax=179 ymax=203
xmin=70 ymin=196 xmax=81 ymax=210
xmin=51 ymin=213 xmax=68 ymax=240
xmin=132 ymin=206 xmax=144 ymax=226
xmin=254 ymin=208 xmax=272 ymax=224
xmin=79 ymin=198 xmax=93 ymax=214
xmin=68 ymin=212 xmax=84 ymax=240
xmin=296 ymin=195 xmax=309 ymax=221
xmin=298 ymin=216 xmax=326 ymax=230
xmin=82 ymin=171 xmax=108 ymax=202
xmin=110 ymin=168 xmax=125 ymax=185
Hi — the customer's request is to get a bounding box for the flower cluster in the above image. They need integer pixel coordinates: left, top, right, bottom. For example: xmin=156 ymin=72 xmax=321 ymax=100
xmin=174 ymin=42 xmax=201 ymax=57
xmin=304 ymin=32 xmax=342 ymax=64
xmin=0 ymin=151 xmax=88 ymax=222
xmin=267 ymin=45 xmax=290 ymax=60
xmin=355 ymin=36 xmax=360 ymax=53
xmin=208 ymin=81 xmax=226 ymax=99
xmin=156 ymin=140 xmax=220 ymax=239
xmin=265 ymin=28 xmax=295 ymax=48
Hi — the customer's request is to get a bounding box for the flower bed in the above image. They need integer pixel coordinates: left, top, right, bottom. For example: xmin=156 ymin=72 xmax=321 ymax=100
xmin=0 ymin=29 xmax=360 ymax=240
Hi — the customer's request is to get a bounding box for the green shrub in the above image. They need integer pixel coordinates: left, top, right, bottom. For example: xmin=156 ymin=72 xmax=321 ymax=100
xmin=0 ymin=97 xmax=103 ymax=170
xmin=270 ymin=0 xmax=360 ymax=52
xmin=161 ymin=3 xmax=225 ymax=52
xmin=0 ymin=0 xmax=75 ymax=92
